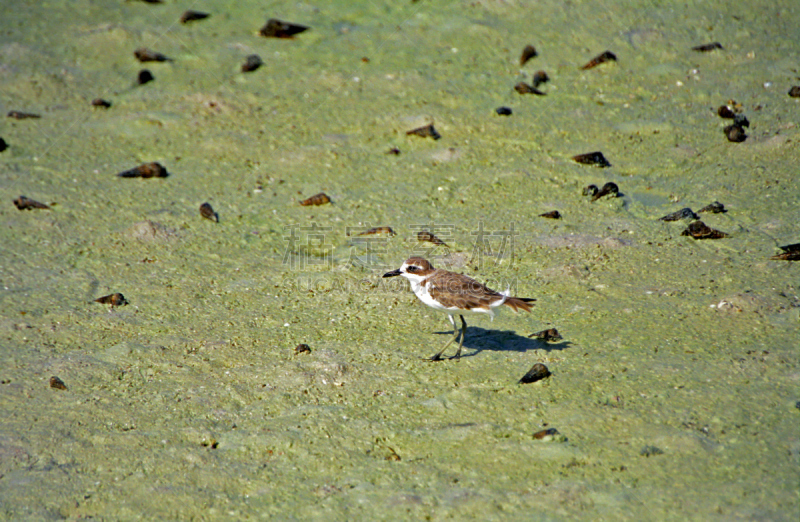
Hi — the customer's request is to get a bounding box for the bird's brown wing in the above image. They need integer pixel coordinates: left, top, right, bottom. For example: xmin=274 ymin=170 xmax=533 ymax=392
xmin=426 ymin=271 xmax=504 ymax=310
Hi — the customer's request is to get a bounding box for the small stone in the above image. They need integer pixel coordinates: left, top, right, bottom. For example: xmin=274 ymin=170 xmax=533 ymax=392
xmin=294 ymin=344 xmax=311 ymax=355
xmin=495 ymin=107 xmax=512 ymax=116
xmin=49 ymin=376 xmax=68 ymax=390
xmin=659 ymin=208 xmax=698 ymax=221
xmin=518 ymin=363 xmax=551 ymax=384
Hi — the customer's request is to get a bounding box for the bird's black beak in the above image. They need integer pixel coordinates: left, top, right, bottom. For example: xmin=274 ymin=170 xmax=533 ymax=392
xmin=383 ymin=268 xmax=402 ymax=278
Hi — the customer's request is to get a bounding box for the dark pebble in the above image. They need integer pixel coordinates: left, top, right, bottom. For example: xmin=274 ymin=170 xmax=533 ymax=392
xmin=518 ymin=363 xmax=551 ymax=384
xmin=538 ymin=210 xmax=561 ymax=219
xmin=692 ymin=42 xmax=723 ymax=52
xmin=659 ymin=208 xmax=698 ymax=221
xmin=581 ymin=50 xmax=616 ymax=70
xmin=789 ymin=86 xmax=800 ymax=98
xmin=7 ymin=110 xmax=41 ymax=119
xmin=532 ymin=428 xmax=559 ymax=440
xmin=417 ymin=230 xmax=448 ymax=247
xmin=0 ymin=137 xmax=7 ymax=152
xmin=91 ymin=98 xmax=112 ymax=108
xmin=495 ymin=107 xmax=513 ymax=116
xmin=532 ymin=70 xmax=549 ymax=88
xmin=94 ymin=293 xmax=128 ymax=306
xmin=733 ymin=114 xmax=749 ymax=128
xmin=698 ymin=201 xmax=726 ymax=214
xmin=592 ymin=182 xmax=619 ymax=201
xmin=406 ymin=123 xmax=441 ymax=140
xmin=294 ymin=343 xmax=311 ymax=355
xmin=717 ymin=105 xmax=735 ymax=119
xmin=386 ymin=147 xmax=401 ymax=155
xmin=514 ymin=82 xmax=545 ymax=95
xmin=241 ymin=54 xmax=263 ymax=73
xmin=640 ymin=445 xmax=664 ymax=457
xmin=682 ymin=221 xmax=729 ymax=239
xmin=724 ymin=124 xmax=746 ymax=142
xmin=528 ymin=328 xmax=563 ymax=341
xmin=582 ymin=184 xmax=599 ymax=197
xmin=520 ymin=44 xmax=537 ymax=66
xmin=13 ymin=196 xmax=50 ymax=210
xmin=117 ymin=162 xmax=168 ymax=178
xmin=49 ymin=376 xmax=68 ymax=390
xmin=259 ymin=18 xmax=309 ymax=38
xmin=137 ymin=69 xmax=155 ymax=85
xmin=771 ymin=243 xmax=800 ymax=261
xmin=299 ymin=192 xmax=331 ymax=206
xmin=180 ymin=10 xmax=210 ymax=23
xmin=199 ymin=202 xmax=218 ymax=222
xmin=134 ymin=47 xmax=171 ymax=62
xmin=358 ymin=226 xmax=396 ymax=236
xmin=573 ymin=151 xmax=611 ymax=167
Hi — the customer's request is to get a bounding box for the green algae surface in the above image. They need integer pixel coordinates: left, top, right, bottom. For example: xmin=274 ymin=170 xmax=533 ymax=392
xmin=1 ymin=0 xmax=799 ymax=519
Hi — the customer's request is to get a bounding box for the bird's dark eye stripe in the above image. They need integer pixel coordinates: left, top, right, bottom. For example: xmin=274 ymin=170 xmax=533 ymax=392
xmin=407 ymin=266 xmax=418 ymax=272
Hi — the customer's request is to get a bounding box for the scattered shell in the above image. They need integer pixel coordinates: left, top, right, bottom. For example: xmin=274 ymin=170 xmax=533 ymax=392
xmin=417 ymin=230 xmax=448 ymax=247
xmin=659 ymin=208 xmax=698 ymax=221
xmin=771 ymin=243 xmax=800 ymax=261
xmin=692 ymin=42 xmax=723 ymax=52
xmin=294 ymin=343 xmax=311 ymax=355
xmin=259 ymin=18 xmax=309 ymax=38
xmin=682 ymin=221 xmax=728 ymax=239
xmin=514 ymin=82 xmax=545 ymax=95
xmin=7 ymin=110 xmax=40 ymax=119
xmin=724 ymin=124 xmax=746 ymax=143
xmin=640 ymin=445 xmax=664 ymax=457
xmin=241 ymin=54 xmax=263 ymax=72
xmin=717 ymin=105 xmax=735 ymax=119
xmin=581 ymin=50 xmax=616 ymax=69
xmin=0 ymin=137 xmax=7 ymax=152
xmin=117 ymin=162 xmax=168 ymax=178
xmin=134 ymin=47 xmax=171 ymax=62
xmin=582 ymin=184 xmax=599 ymax=197
xmin=698 ymin=201 xmax=726 ymax=214
xmin=300 ymin=192 xmax=331 ymax=206
xmin=789 ymin=86 xmax=800 ymax=98
xmin=95 ymin=293 xmax=128 ymax=306
xmin=13 ymin=196 xmax=50 ymax=210
xmin=532 ymin=70 xmax=549 ymax=88
xmin=539 ymin=210 xmax=561 ymax=219
xmin=528 ymin=328 xmax=563 ymax=342
xmin=49 ymin=376 xmax=68 ymax=390
xmin=199 ymin=202 xmax=218 ymax=222
xmin=357 ymin=226 xmax=396 ymax=236
xmin=180 ymin=10 xmax=210 ymax=23
xmin=519 ymin=44 xmax=537 ymax=66
xmin=533 ymin=428 xmax=560 ymax=440
xmin=406 ymin=123 xmax=441 ymax=140
xmin=495 ymin=107 xmax=512 ymax=116
xmin=733 ymin=114 xmax=749 ymax=128
xmin=573 ymin=151 xmax=611 ymax=167
xmin=591 ymin=182 xmax=619 ymax=201
xmin=91 ymin=98 xmax=112 ymax=108
xmin=518 ymin=363 xmax=551 ymax=384
xmin=386 ymin=147 xmax=401 ymax=155
xmin=137 ymin=69 xmax=155 ymax=85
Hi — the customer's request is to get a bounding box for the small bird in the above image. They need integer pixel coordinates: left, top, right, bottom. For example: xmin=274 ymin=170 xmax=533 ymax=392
xmin=383 ymin=257 xmax=535 ymax=360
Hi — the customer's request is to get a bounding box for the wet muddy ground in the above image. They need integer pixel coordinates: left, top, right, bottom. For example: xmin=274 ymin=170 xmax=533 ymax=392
xmin=1 ymin=0 xmax=798 ymax=519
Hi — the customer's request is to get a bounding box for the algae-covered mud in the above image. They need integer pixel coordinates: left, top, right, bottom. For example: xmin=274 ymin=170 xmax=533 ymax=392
xmin=1 ymin=0 xmax=798 ymax=519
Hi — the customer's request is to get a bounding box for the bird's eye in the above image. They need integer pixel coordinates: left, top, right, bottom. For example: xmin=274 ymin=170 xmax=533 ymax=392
xmin=407 ymin=266 xmax=417 ymax=272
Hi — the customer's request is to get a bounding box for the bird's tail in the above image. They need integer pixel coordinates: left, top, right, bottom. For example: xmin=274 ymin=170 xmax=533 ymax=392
xmin=503 ymin=297 xmax=536 ymax=313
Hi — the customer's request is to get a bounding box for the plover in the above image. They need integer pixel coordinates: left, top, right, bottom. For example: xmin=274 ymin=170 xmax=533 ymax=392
xmin=383 ymin=257 xmax=535 ymax=360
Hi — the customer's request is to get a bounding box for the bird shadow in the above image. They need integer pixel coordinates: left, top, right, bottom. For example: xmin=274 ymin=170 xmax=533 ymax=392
xmin=431 ymin=326 xmax=571 ymax=358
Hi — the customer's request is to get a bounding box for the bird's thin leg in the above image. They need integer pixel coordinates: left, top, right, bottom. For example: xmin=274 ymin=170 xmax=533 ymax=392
xmin=450 ymin=315 xmax=468 ymax=359
xmin=428 ymin=315 xmax=459 ymax=361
